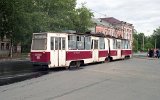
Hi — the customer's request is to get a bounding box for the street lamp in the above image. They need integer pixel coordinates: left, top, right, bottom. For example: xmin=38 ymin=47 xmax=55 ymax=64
xmin=143 ymin=35 xmax=144 ymax=51
xmin=137 ymin=38 xmax=138 ymax=52
xmin=155 ymin=39 xmax=157 ymax=49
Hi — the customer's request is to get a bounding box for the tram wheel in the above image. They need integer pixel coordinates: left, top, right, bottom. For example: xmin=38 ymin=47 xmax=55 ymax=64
xmin=76 ymin=61 xmax=81 ymax=68
xmin=108 ymin=57 xmax=111 ymax=62
xmin=69 ymin=61 xmax=80 ymax=70
xmin=105 ymin=57 xmax=112 ymax=62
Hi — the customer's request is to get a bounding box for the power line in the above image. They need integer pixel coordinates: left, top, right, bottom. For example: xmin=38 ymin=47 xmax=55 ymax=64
xmin=91 ymin=9 xmax=107 ymax=17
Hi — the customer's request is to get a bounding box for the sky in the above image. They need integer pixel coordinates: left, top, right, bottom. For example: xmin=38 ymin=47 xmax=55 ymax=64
xmin=76 ymin=0 xmax=160 ymax=36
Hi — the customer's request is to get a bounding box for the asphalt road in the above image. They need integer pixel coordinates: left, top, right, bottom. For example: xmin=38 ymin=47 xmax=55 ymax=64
xmin=0 ymin=58 xmax=160 ymax=100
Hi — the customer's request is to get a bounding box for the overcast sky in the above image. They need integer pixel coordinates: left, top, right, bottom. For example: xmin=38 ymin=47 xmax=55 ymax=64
xmin=76 ymin=0 xmax=160 ymax=36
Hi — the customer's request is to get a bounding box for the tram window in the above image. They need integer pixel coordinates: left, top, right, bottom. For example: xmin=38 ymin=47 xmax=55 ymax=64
xmin=77 ymin=41 xmax=84 ymax=50
xmin=127 ymin=44 xmax=129 ymax=49
xmin=62 ymin=38 xmax=65 ymax=50
xmin=68 ymin=41 xmax=76 ymax=50
xmin=113 ymin=39 xmax=117 ymax=49
xmin=121 ymin=40 xmax=125 ymax=49
xmin=81 ymin=36 xmax=84 ymax=41
xmin=124 ymin=40 xmax=130 ymax=49
xmin=85 ymin=37 xmax=91 ymax=50
xmin=99 ymin=38 xmax=105 ymax=49
xmin=124 ymin=41 xmax=127 ymax=49
xmin=51 ymin=37 xmax=54 ymax=50
xmin=55 ymin=38 xmax=58 ymax=50
xmin=59 ymin=38 xmax=62 ymax=50
xmin=123 ymin=41 xmax=126 ymax=49
xmin=68 ymin=35 xmax=76 ymax=40
xmin=77 ymin=36 xmax=84 ymax=50
xmin=77 ymin=36 xmax=80 ymax=41
xmin=68 ymin=35 xmax=76 ymax=50
xmin=126 ymin=41 xmax=128 ymax=49
xmin=94 ymin=40 xmax=98 ymax=49
xmin=127 ymin=41 xmax=130 ymax=49
xmin=32 ymin=39 xmax=47 ymax=50
xmin=91 ymin=40 xmax=93 ymax=49
xmin=32 ymin=34 xmax=47 ymax=50
xmin=117 ymin=42 xmax=121 ymax=49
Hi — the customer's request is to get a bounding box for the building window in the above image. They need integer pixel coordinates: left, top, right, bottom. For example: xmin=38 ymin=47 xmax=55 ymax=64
xmin=6 ymin=43 xmax=10 ymax=50
xmin=1 ymin=43 xmax=4 ymax=50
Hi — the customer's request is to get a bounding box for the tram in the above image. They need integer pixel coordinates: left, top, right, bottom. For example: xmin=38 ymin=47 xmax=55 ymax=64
xmin=30 ymin=32 xmax=132 ymax=69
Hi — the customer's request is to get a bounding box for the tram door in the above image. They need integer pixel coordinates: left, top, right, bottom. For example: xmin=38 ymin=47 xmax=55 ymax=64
xmin=117 ymin=40 xmax=121 ymax=59
xmin=50 ymin=37 xmax=66 ymax=67
xmin=92 ymin=39 xmax=99 ymax=62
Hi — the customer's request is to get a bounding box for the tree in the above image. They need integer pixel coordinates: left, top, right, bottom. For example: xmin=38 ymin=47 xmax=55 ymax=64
xmin=145 ymin=42 xmax=154 ymax=50
xmin=151 ymin=27 xmax=160 ymax=49
xmin=74 ymin=3 xmax=94 ymax=33
xmin=132 ymin=32 xmax=138 ymax=52
xmin=133 ymin=27 xmax=160 ymax=52
xmin=1 ymin=0 xmax=23 ymax=57
xmin=0 ymin=0 xmax=38 ymax=56
xmin=133 ymin=32 xmax=150 ymax=52
xmin=0 ymin=0 xmax=94 ymax=56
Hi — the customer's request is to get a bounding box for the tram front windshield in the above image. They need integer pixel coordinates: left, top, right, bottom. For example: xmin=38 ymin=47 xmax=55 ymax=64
xmin=31 ymin=34 xmax=47 ymax=50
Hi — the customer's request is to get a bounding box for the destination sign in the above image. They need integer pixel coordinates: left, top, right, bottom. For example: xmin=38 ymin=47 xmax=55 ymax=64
xmin=34 ymin=34 xmax=47 ymax=39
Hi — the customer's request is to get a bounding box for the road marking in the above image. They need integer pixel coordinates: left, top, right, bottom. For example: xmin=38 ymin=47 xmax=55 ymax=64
xmin=134 ymin=57 xmax=159 ymax=60
xmin=45 ymin=78 xmax=111 ymax=100
xmin=85 ymin=69 xmax=109 ymax=74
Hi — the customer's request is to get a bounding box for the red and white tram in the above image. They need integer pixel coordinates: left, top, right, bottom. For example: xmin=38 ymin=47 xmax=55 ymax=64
xmin=30 ymin=32 xmax=132 ymax=69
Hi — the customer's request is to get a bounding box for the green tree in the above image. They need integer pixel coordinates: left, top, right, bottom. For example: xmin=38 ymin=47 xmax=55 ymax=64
xmin=41 ymin=0 xmax=77 ymax=32
xmin=0 ymin=0 xmax=94 ymax=56
xmin=144 ymin=36 xmax=153 ymax=50
xmin=132 ymin=32 xmax=138 ymax=52
xmin=0 ymin=0 xmax=31 ymax=56
xmin=133 ymin=32 xmax=150 ymax=52
xmin=74 ymin=3 xmax=94 ymax=33
xmin=145 ymin=42 xmax=154 ymax=50
xmin=151 ymin=27 xmax=160 ymax=49
xmin=0 ymin=0 xmax=47 ymax=55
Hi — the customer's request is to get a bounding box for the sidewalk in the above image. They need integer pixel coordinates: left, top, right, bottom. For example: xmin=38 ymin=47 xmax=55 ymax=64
xmin=0 ymin=53 xmax=30 ymax=62
xmin=133 ymin=53 xmax=159 ymax=60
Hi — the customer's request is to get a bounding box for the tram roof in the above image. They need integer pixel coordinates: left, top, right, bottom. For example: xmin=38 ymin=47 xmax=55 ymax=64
xmin=33 ymin=32 xmax=129 ymax=40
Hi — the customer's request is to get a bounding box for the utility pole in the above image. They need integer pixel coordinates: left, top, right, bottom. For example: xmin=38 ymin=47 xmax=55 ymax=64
xmin=137 ymin=38 xmax=138 ymax=52
xmin=155 ymin=39 xmax=157 ymax=49
xmin=143 ymin=35 xmax=144 ymax=51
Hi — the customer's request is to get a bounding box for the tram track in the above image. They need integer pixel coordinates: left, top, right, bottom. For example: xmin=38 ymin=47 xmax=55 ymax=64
xmin=0 ymin=60 xmax=67 ymax=86
xmin=0 ymin=69 xmax=49 ymax=86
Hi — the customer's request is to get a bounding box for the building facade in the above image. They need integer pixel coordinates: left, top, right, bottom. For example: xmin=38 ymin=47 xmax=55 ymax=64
xmin=0 ymin=36 xmax=21 ymax=58
xmin=0 ymin=36 xmax=10 ymax=57
xmin=91 ymin=17 xmax=134 ymax=48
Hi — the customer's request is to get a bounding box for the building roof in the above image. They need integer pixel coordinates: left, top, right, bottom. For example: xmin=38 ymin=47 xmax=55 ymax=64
xmin=92 ymin=18 xmax=112 ymax=27
xmin=100 ymin=17 xmax=122 ymax=25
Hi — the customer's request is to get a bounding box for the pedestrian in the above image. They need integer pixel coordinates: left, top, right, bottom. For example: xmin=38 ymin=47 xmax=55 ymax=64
xmin=151 ymin=48 xmax=154 ymax=57
xmin=149 ymin=48 xmax=153 ymax=57
xmin=157 ymin=48 xmax=160 ymax=58
xmin=158 ymin=48 xmax=160 ymax=58
xmin=148 ymin=49 xmax=151 ymax=57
